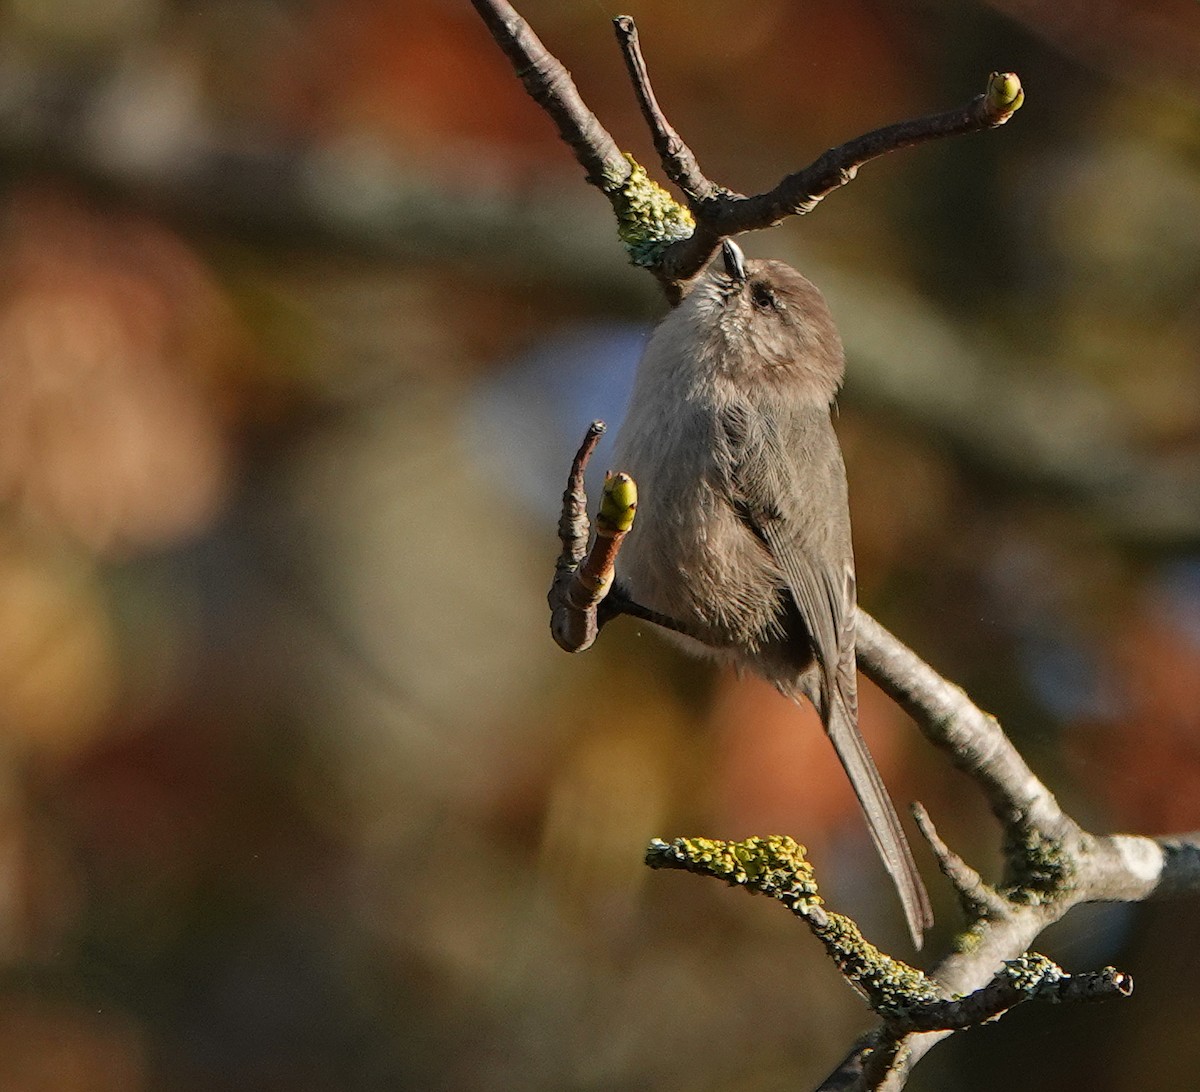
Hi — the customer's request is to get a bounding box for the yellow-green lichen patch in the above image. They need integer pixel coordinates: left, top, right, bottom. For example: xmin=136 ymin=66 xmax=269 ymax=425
xmin=1000 ymin=953 xmax=1064 ymax=994
xmin=648 ymin=835 xmax=821 ymax=910
xmin=1002 ymin=827 xmax=1076 ymax=905
xmin=810 ymin=911 xmax=942 ymax=1015
xmin=951 ymin=923 xmax=986 ymax=956
xmin=608 ymin=154 xmax=695 ymax=267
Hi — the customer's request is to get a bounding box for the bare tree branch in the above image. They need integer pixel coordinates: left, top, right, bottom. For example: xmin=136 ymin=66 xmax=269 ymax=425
xmin=656 ymin=72 xmax=1024 ymax=285
xmin=911 ymin=802 xmax=1008 ymax=920
xmin=549 ymin=422 xmax=639 ymax=653
xmin=469 ymin=0 xmax=630 ymax=191
xmin=813 ymin=832 xmax=1200 ymax=1091
xmin=472 ymin=4 xmax=1023 ymax=293
xmin=814 ymin=614 xmax=1200 ymax=1088
xmin=646 ymin=837 xmax=1132 ymax=1040
xmin=884 ymin=955 xmax=1131 ymax=1036
xmin=713 ymin=72 xmax=1024 ymax=224
xmin=611 ymin=15 xmax=722 ymax=204
xmin=854 ymin=611 xmax=1074 ymax=839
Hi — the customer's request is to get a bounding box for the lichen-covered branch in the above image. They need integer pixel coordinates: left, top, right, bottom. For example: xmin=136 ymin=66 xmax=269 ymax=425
xmin=646 ymin=836 xmax=1132 ymax=1043
xmin=646 ymin=836 xmax=944 ymax=1015
xmin=471 ymin=4 xmax=1023 ymax=295
xmin=884 ymin=955 xmax=1130 ymax=1036
xmin=470 ymin=0 xmax=696 ymax=293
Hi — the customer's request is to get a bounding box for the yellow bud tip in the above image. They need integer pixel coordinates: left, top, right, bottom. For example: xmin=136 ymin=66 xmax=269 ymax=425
xmin=598 ymin=472 xmax=638 ymax=532
xmin=987 ymin=72 xmax=1024 ymax=113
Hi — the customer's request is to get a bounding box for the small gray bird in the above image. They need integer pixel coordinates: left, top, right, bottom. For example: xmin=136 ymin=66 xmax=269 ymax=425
xmin=612 ymin=239 xmax=933 ymax=947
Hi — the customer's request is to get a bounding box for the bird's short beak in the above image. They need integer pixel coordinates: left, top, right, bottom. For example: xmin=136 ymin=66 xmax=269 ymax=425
xmin=721 ymin=239 xmax=747 ymax=285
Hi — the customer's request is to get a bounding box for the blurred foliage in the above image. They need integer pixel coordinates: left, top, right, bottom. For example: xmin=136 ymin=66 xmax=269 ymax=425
xmin=0 ymin=0 xmax=1197 ymax=1089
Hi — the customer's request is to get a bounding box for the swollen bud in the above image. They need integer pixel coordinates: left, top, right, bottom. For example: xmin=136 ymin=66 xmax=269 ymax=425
xmin=598 ymin=472 xmax=638 ymax=533
xmin=986 ymin=72 xmax=1025 ymax=119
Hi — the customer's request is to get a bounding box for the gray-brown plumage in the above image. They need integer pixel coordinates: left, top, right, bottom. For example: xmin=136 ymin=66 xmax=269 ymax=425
xmin=612 ymin=240 xmax=933 ymax=947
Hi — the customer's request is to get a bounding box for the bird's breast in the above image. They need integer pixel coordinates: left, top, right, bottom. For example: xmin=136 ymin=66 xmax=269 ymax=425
xmin=611 ymin=390 xmax=786 ymax=656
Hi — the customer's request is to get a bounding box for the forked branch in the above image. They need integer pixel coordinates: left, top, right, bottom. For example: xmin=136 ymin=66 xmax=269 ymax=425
xmin=472 ymin=1 xmax=1023 ymax=294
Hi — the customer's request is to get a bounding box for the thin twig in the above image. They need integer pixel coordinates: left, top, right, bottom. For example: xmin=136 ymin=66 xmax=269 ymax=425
xmin=555 ymin=421 xmax=605 ymax=568
xmin=549 ymin=423 xmax=608 ymax=653
xmin=911 ymin=803 xmax=1008 ymax=920
xmin=883 ymin=958 xmax=1132 ymax=1036
xmin=611 ymin=15 xmax=721 ymax=204
xmin=655 ymin=71 xmax=1024 ymax=284
xmin=728 ymin=73 xmax=1022 ymax=223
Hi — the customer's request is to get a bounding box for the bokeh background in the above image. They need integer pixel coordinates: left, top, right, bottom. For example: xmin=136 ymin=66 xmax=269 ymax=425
xmin=1 ymin=0 xmax=1199 ymax=1088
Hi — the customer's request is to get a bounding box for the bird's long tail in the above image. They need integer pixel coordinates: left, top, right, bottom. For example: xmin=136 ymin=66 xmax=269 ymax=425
xmin=823 ymin=686 xmax=934 ymax=949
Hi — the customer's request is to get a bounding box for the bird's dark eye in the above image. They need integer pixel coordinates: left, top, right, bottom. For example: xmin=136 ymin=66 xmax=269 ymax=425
xmin=750 ymin=281 xmax=778 ymax=312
